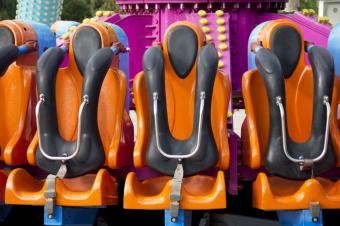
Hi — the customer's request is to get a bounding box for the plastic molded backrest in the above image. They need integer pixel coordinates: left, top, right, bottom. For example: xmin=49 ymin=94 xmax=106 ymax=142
xmin=29 ymin=22 xmax=129 ymax=175
xmin=133 ymin=21 xmax=230 ymax=175
xmin=242 ymin=19 xmax=339 ymax=178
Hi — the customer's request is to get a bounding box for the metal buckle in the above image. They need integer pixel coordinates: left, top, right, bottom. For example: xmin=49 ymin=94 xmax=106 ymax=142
xmin=276 ymin=95 xmax=331 ymax=175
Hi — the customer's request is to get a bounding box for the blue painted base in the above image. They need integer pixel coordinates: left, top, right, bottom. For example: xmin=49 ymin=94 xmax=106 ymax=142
xmin=277 ymin=209 xmax=323 ymax=226
xmin=164 ymin=210 xmax=192 ymax=226
xmin=44 ymin=206 xmax=101 ymax=226
xmin=0 ymin=203 xmax=12 ymax=222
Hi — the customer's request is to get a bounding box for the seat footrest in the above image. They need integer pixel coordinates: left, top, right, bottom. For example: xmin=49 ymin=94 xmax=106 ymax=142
xmin=124 ymin=171 xmax=226 ymax=210
xmin=5 ymin=168 xmax=118 ymax=206
xmin=253 ymin=173 xmax=340 ymax=210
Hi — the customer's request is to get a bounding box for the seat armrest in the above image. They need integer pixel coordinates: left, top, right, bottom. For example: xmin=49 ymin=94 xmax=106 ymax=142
xmin=242 ymin=70 xmax=262 ymax=169
xmin=108 ymin=69 xmax=134 ymax=168
xmin=27 ymin=133 xmax=38 ymax=166
xmin=133 ymin=72 xmax=150 ymax=168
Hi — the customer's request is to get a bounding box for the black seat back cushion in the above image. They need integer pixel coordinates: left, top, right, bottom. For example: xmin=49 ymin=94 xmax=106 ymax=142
xmin=0 ymin=26 xmax=14 ymax=48
xmin=255 ymin=47 xmax=336 ymax=180
xmin=167 ymin=26 xmax=198 ymax=79
xmin=0 ymin=45 xmax=18 ymax=76
xmin=35 ymin=47 xmax=113 ymax=177
xmin=143 ymin=44 xmax=219 ymax=177
xmin=0 ymin=27 xmax=18 ymax=76
xmin=270 ymin=26 xmax=301 ymax=78
xmin=72 ymin=26 xmax=102 ymax=76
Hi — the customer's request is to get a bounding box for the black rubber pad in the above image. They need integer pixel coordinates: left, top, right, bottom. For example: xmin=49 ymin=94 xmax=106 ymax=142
xmin=35 ymin=47 xmax=113 ymax=177
xmin=255 ymin=46 xmax=336 ymax=179
xmin=270 ymin=26 xmax=301 ymax=78
xmin=167 ymin=26 xmax=198 ymax=79
xmin=143 ymin=44 xmax=219 ymax=176
xmin=0 ymin=26 xmax=14 ymax=48
xmin=72 ymin=26 xmax=102 ymax=76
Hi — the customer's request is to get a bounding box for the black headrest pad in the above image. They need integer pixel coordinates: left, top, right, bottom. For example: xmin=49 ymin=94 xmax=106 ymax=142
xmin=270 ymin=26 xmax=301 ymax=78
xmin=72 ymin=26 xmax=102 ymax=76
xmin=167 ymin=26 xmax=198 ymax=79
xmin=0 ymin=26 xmax=14 ymax=48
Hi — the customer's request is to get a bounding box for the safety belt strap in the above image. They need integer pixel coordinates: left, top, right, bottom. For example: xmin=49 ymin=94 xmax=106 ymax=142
xmin=310 ymin=202 xmax=320 ymax=222
xmin=170 ymin=162 xmax=183 ymax=222
xmin=44 ymin=163 xmax=67 ymax=219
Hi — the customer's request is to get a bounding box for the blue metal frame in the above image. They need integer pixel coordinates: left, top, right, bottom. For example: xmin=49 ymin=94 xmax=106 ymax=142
xmin=0 ymin=203 xmax=12 ymax=222
xmin=164 ymin=210 xmax=192 ymax=226
xmin=44 ymin=206 xmax=102 ymax=226
xmin=54 ymin=21 xmax=80 ymax=38
xmin=22 ymin=20 xmax=56 ymax=56
xmin=247 ymin=21 xmax=270 ymax=70
xmin=328 ymin=24 xmax=340 ymax=77
xmin=277 ymin=209 xmax=323 ymax=226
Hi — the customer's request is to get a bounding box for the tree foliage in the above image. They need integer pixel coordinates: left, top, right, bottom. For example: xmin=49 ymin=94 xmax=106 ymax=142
xmin=61 ymin=0 xmax=93 ymax=21
xmin=0 ymin=0 xmax=116 ymax=21
xmin=0 ymin=0 xmax=17 ymax=20
xmin=62 ymin=0 xmax=119 ymax=22
xmin=299 ymin=0 xmax=318 ymax=12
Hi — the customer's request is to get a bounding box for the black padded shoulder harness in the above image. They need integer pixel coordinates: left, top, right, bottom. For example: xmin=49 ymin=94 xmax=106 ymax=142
xmin=143 ymin=44 xmax=219 ymax=176
xmin=35 ymin=47 xmax=113 ymax=178
xmin=0 ymin=27 xmax=19 ymax=76
xmin=255 ymin=46 xmax=336 ymax=179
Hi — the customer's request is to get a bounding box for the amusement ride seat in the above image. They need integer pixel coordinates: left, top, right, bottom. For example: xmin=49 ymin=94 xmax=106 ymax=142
xmin=0 ymin=20 xmax=55 ymax=202
xmin=124 ymin=21 xmax=230 ymax=223
xmin=242 ymin=19 xmax=340 ymax=218
xmin=5 ymin=21 xmax=134 ymax=218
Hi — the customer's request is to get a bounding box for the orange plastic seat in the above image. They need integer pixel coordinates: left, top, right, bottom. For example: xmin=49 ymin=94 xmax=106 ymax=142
xmin=124 ymin=21 xmax=230 ymax=210
xmin=242 ymin=19 xmax=340 ymax=210
xmin=253 ymin=172 xmax=340 ymax=210
xmin=125 ymin=171 xmax=226 ymax=210
xmin=0 ymin=20 xmax=54 ymax=202
xmin=5 ymin=21 xmax=133 ymax=207
xmin=0 ymin=20 xmax=41 ymax=166
xmin=6 ymin=168 xmax=117 ymax=206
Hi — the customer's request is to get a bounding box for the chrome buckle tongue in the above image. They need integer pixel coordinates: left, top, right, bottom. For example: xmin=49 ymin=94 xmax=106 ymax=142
xmin=44 ymin=163 xmax=67 ymax=219
xmin=299 ymin=158 xmax=315 ymax=178
xmin=170 ymin=160 xmax=184 ymax=222
xmin=298 ymin=157 xmax=314 ymax=171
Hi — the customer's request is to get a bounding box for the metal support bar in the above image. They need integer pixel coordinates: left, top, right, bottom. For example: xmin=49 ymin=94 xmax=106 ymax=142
xmin=277 ymin=208 xmax=323 ymax=226
xmin=36 ymin=94 xmax=89 ymax=161
xmin=165 ymin=210 xmax=192 ymax=226
xmin=44 ymin=206 xmax=100 ymax=226
xmin=276 ymin=95 xmax=330 ymax=171
xmin=153 ymin=91 xmax=206 ymax=159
